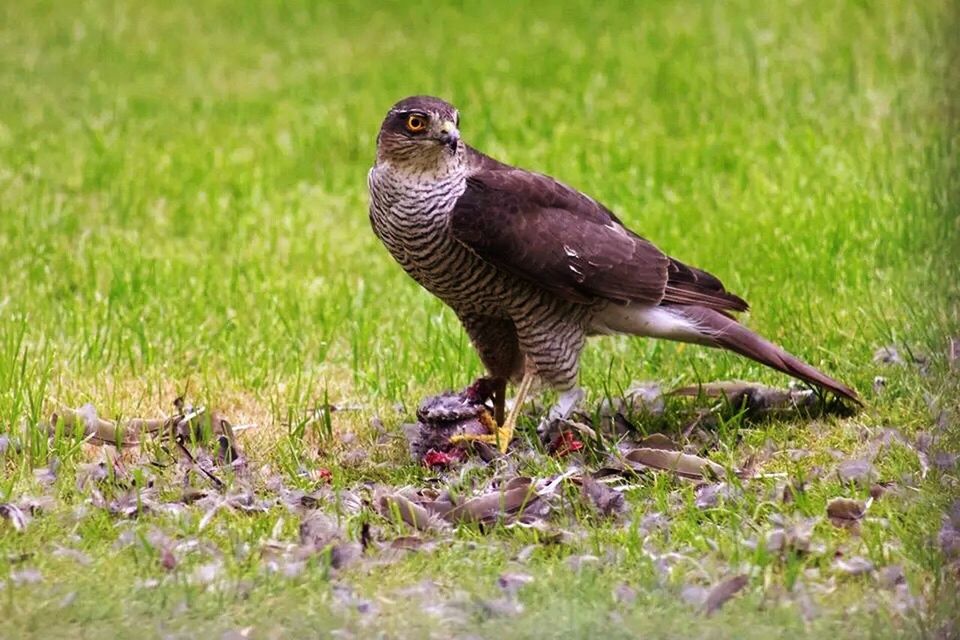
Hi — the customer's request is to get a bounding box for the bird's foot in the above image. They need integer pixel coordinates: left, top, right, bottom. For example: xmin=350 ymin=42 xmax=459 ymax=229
xmin=461 ymin=376 xmax=507 ymax=425
xmin=449 ymin=423 xmax=515 ymax=454
xmin=449 ymin=408 xmax=515 ymax=453
xmin=451 ymin=371 xmax=535 ymax=454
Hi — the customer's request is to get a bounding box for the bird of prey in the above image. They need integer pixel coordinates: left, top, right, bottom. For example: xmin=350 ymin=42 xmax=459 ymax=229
xmin=368 ymin=96 xmax=859 ymax=452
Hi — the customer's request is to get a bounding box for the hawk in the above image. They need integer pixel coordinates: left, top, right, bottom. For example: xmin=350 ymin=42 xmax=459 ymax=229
xmin=368 ymin=96 xmax=859 ymax=452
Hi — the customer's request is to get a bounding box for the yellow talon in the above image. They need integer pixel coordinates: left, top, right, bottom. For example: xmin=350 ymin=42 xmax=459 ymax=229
xmin=450 ymin=370 xmax=535 ymax=454
xmin=450 ymin=425 xmax=515 ymax=453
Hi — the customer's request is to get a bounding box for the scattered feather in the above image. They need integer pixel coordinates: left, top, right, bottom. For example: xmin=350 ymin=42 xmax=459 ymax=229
xmin=10 ymin=568 xmax=43 ymax=586
xmin=877 ymin=564 xmax=905 ymax=588
xmin=52 ymin=546 xmax=92 ymax=566
xmin=872 ymin=376 xmax=887 ymax=394
xmin=0 ymin=504 xmax=28 ymax=531
xmin=613 ymin=583 xmax=638 ymax=605
xmin=376 ymin=492 xmax=443 ymax=531
xmin=636 ymin=433 xmax=680 ymax=451
xmin=671 ymin=381 xmax=835 ymax=418
xmin=695 ymin=482 xmax=737 ymax=509
xmin=624 ymin=448 xmax=729 ymax=480
xmin=873 ymin=346 xmax=904 ymax=365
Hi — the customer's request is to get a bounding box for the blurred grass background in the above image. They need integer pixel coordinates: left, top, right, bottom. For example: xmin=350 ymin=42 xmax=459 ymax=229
xmin=1 ymin=0 xmax=956 ymax=419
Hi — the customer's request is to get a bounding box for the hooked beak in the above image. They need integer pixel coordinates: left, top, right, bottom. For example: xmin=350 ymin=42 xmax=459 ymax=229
xmin=438 ymin=120 xmax=460 ymax=151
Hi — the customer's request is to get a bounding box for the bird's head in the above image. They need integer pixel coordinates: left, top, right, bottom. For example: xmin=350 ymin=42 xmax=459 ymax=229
xmin=375 ymin=96 xmax=462 ymax=170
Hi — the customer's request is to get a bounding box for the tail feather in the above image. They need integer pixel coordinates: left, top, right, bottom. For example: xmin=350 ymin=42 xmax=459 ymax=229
xmin=671 ymin=305 xmax=861 ymax=404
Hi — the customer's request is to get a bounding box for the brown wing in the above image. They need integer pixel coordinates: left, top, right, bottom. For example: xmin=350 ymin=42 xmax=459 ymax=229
xmin=450 ymin=167 xmax=749 ymax=314
xmin=449 ymin=169 xmax=669 ymax=305
xmin=663 ymin=259 xmax=749 ymax=313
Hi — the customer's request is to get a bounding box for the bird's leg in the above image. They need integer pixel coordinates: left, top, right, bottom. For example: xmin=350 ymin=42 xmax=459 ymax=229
xmin=494 ymin=370 xmax=535 ymax=452
xmin=451 ymin=370 xmax=536 ymax=453
xmin=491 ymin=377 xmax=507 ymax=426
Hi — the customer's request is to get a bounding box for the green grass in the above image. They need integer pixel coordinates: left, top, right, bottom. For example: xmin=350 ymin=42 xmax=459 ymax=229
xmin=1 ymin=0 xmax=959 ymax=637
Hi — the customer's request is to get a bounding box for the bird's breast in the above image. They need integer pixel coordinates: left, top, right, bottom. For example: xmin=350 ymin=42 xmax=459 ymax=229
xmin=368 ymin=168 xmax=505 ymax=314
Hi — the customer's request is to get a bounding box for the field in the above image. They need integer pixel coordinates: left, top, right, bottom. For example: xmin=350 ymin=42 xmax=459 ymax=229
xmin=1 ymin=0 xmax=958 ymax=637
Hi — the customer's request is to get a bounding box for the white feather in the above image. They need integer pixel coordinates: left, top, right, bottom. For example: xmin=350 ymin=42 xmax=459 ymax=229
xmin=590 ymin=304 xmax=711 ymax=344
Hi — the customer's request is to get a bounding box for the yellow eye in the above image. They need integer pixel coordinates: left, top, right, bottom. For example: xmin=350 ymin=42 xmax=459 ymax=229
xmin=405 ymin=115 xmax=427 ymax=133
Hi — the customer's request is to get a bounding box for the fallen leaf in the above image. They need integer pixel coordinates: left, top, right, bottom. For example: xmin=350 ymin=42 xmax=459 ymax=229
xmin=695 ymin=483 xmax=737 ymax=509
xmin=877 ymin=564 xmax=905 ymax=588
xmin=445 ymin=481 xmax=544 ymax=525
xmin=766 ymin=517 xmax=820 ymax=555
xmin=834 ymin=556 xmax=874 ymax=576
xmin=497 ymin=572 xmax=534 ymax=597
xmin=837 ymin=459 xmax=875 ymax=484
xmin=565 ymin=554 xmax=600 ymax=572
xmin=10 ymin=568 xmax=43 ymax=586
xmin=580 ymin=475 xmax=626 ymax=518
xmin=703 ymin=574 xmax=749 ymax=615
xmin=636 ymin=433 xmax=680 ymax=451
xmin=376 ymin=493 xmax=439 ymax=531
xmin=827 ymin=497 xmax=868 ymax=529
xmin=613 ymin=583 xmax=638 ymax=605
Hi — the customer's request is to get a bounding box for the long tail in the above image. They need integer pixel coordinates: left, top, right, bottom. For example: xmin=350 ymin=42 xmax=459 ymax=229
xmin=669 ymin=305 xmax=860 ymax=404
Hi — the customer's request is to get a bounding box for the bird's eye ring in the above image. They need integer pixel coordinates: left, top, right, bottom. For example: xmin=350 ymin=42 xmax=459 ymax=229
xmin=405 ymin=115 xmax=427 ymax=133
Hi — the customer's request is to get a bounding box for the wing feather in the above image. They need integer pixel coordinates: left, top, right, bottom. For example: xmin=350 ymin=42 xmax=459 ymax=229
xmin=449 ymin=167 xmax=748 ymax=313
xmin=450 ymin=170 xmax=668 ymax=305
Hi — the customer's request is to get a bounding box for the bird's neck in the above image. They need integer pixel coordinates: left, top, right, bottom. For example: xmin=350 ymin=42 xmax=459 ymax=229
xmin=374 ymin=148 xmax=466 ymax=184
